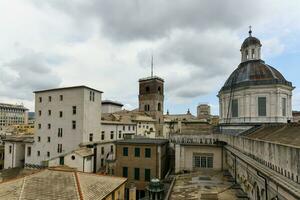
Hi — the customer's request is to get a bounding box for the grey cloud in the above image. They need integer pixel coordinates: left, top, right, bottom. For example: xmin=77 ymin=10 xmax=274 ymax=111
xmin=33 ymin=0 xmax=264 ymax=41
xmin=138 ymin=30 xmax=240 ymax=98
xmin=0 ymin=51 xmax=62 ymax=100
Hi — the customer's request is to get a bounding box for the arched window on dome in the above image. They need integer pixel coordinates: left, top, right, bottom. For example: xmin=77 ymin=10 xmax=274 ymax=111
xmin=258 ymin=97 xmax=267 ymax=117
xmin=245 ymin=50 xmax=249 ymax=60
xmin=252 ymin=49 xmax=255 ymax=59
xmin=231 ymin=99 xmax=238 ymax=118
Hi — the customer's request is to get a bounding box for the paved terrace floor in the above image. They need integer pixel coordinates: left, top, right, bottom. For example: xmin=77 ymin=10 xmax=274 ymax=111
xmin=170 ymin=170 xmax=246 ymax=200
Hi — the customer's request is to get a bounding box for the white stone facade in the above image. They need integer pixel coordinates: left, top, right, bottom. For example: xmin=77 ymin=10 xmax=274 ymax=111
xmin=25 ymin=86 xmax=102 ymax=167
xmin=219 ymin=85 xmax=293 ymax=123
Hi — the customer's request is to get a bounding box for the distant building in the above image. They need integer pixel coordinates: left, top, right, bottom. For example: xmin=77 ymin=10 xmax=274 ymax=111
xmin=113 ymin=138 xmax=169 ymax=199
xmin=197 ymin=104 xmax=211 ymax=119
xmin=292 ymin=111 xmax=300 ymax=123
xmin=139 ymin=76 xmax=164 ymax=137
xmin=102 ymin=100 xmax=123 ymax=114
xmin=0 ymin=168 xmax=127 ymax=200
xmin=25 ymin=86 xmax=103 ymax=169
xmin=0 ymin=103 xmax=28 ymax=129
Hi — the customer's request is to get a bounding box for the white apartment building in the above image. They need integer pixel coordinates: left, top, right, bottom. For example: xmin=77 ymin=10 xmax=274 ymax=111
xmin=24 ymin=86 xmax=102 ymax=169
xmin=96 ymin=121 xmax=136 ymax=170
xmin=0 ymin=103 xmax=28 ymax=130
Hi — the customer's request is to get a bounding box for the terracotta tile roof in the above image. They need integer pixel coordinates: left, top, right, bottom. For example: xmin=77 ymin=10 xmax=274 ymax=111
xmin=245 ymin=123 xmax=300 ymax=147
xmin=0 ymin=169 xmax=126 ymax=200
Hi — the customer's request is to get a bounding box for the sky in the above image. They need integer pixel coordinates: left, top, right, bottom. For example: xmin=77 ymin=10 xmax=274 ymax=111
xmin=0 ymin=0 xmax=300 ymax=115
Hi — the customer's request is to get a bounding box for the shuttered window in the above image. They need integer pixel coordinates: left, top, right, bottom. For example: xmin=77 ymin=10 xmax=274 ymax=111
xmin=258 ymin=97 xmax=267 ymax=116
xmin=282 ymin=98 xmax=287 ymax=116
xmin=231 ymin=99 xmax=238 ymax=117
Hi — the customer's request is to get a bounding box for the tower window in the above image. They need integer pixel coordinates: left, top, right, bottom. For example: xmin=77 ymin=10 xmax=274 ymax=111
xmin=252 ymin=49 xmax=255 ymax=58
xmin=245 ymin=50 xmax=249 ymax=59
xmin=158 ymin=86 xmax=161 ymax=94
xmin=158 ymin=103 xmax=161 ymax=111
xmin=146 ymin=86 xmax=150 ymax=93
xmin=258 ymin=97 xmax=267 ymax=117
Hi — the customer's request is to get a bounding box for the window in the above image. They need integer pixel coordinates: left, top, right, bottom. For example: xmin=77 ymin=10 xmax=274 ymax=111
xmin=258 ymin=97 xmax=267 ymax=117
xmin=47 ymin=152 xmax=50 ymax=157
xmin=101 ymin=147 xmax=104 ymax=155
xmin=38 ymin=110 xmax=41 ymax=116
xmin=282 ymin=98 xmax=287 ymax=116
xmin=72 ymin=120 xmax=76 ymax=129
xmin=48 ymin=96 xmax=52 ymax=102
xmin=251 ymin=49 xmax=255 ymax=58
xmin=133 ymin=126 xmax=135 ymax=131
xmin=110 ymin=145 xmax=113 ymax=153
xmin=134 ymin=168 xmax=140 ymax=180
xmin=231 ymin=99 xmax=238 ymax=117
xmin=72 ymin=106 xmax=76 ymax=115
xmin=38 ymin=124 xmax=41 ymax=129
xmin=101 ymin=132 xmax=105 ymax=140
xmin=89 ymin=91 xmax=95 ymax=102
xmin=122 ymin=167 xmax=128 ymax=177
xmin=158 ymin=103 xmax=161 ymax=111
xmin=134 ymin=148 xmax=140 ymax=157
xmin=158 ymin=86 xmax=161 ymax=94
xmin=128 ymin=126 xmax=131 ymax=131
xmin=38 ymin=136 xmax=41 ymax=142
xmin=119 ymin=132 xmax=122 ymax=139
xmin=9 ymin=145 xmax=12 ymax=154
xmin=145 ymin=169 xmax=151 ymax=181
xmin=48 ymin=123 xmax=51 ymax=129
xmin=58 ymin=128 xmax=63 ymax=137
xmin=145 ymin=148 xmax=151 ymax=158
xmin=48 ymin=110 xmax=51 ymax=116
xmin=123 ymin=126 xmax=125 ymax=131
xmin=39 ymin=97 xmax=42 ymax=103
xmin=110 ymin=133 xmax=114 ymax=139
xmin=193 ymin=154 xmax=213 ymax=168
xmin=27 ymin=147 xmax=31 ymax=157
xmin=101 ymin=159 xmax=104 ymax=167
xmin=47 ymin=137 xmax=51 ymax=143
xmin=59 ymin=111 xmax=63 ymax=118
xmin=123 ymin=147 xmax=128 ymax=156
xmin=57 ymin=144 xmax=62 ymax=153
xmin=60 ymin=95 xmax=63 ymax=101
xmin=37 ymin=151 xmax=40 ymax=156
xmin=89 ymin=133 xmax=93 ymax=142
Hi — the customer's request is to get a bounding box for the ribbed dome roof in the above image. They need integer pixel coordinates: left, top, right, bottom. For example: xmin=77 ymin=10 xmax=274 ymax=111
xmin=220 ymin=60 xmax=292 ymax=92
xmin=241 ymin=36 xmax=262 ymax=49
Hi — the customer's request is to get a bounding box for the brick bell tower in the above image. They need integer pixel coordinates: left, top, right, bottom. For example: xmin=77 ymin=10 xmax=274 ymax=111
xmin=138 ymin=56 xmax=164 ymax=137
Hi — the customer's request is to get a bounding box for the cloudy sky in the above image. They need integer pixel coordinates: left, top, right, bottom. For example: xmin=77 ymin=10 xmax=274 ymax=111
xmin=0 ymin=0 xmax=300 ymax=114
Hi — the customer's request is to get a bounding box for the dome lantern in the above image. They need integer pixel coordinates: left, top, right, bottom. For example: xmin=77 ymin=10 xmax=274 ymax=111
xmin=240 ymin=26 xmax=262 ymax=62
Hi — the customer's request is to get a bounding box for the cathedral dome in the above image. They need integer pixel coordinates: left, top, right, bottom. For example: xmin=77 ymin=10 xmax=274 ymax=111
xmin=241 ymin=36 xmax=262 ymax=49
xmin=220 ymin=59 xmax=292 ymax=92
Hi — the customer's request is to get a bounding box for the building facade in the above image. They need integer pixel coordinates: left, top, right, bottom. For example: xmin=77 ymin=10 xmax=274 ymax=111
xmin=114 ymin=138 xmax=169 ymax=199
xmin=139 ymin=76 xmax=164 ymax=137
xmin=0 ymin=103 xmax=28 ymax=130
xmin=102 ymin=100 xmax=123 ymax=114
xmin=24 ymin=86 xmax=102 ymax=168
xmin=218 ymin=31 xmax=293 ymax=124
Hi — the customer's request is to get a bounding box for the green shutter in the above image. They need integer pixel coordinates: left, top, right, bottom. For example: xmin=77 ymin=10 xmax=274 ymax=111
xmin=145 ymin=169 xmax=151 ymax=181
xmin=258 ymin=97 xmax=266 ymax=116
xmin=134 ymin=168 xmax=140 ymax=180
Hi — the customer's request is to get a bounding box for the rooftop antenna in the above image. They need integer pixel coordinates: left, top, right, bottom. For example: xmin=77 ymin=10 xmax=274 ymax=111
xmin=249 ymin=25 xmax=252 ymax=37
xmin=151 ymin=53 xmax=154 ymax=77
